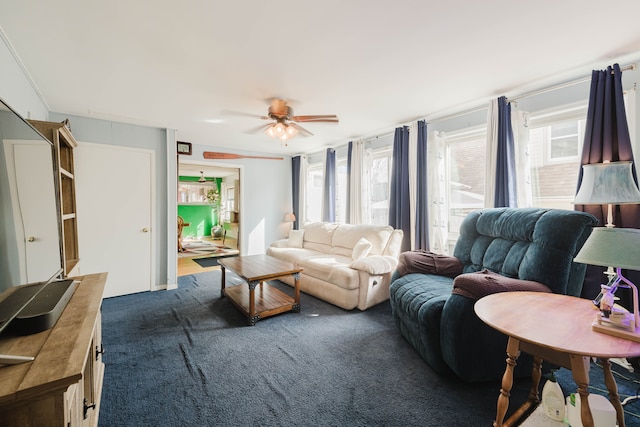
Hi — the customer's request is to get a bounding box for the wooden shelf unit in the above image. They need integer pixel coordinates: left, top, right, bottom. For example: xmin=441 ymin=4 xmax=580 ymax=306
xmin=0 ymin=273 xmax=107 ymax=426
xmin=27 ymin=119 xmax=80 ymax=277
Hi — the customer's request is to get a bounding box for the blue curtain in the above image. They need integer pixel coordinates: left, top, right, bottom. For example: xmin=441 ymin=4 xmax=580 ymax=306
xmin=291 ymin=156 xmax=301 ymax=230
xmin=346 ymin=141 xmax=352 ymax=223
xmin=575 ymin=63 xmax=640 ymax=301
xmin=415 ymin=120 xmax=429 ymax=250
xmin=494 ymin=96 xmax=518 ymax=207
xmin=389 ymin=126 xmax=410 ymax=252
xmin=322 ymin=148 xmax=336 ymax=222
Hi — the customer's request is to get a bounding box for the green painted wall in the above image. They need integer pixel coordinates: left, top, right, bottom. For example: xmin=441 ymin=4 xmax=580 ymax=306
xmin=178 ymin=205 xmax=217 ymax=238
xmin=177 ymin=177 xmax=222 ymax=238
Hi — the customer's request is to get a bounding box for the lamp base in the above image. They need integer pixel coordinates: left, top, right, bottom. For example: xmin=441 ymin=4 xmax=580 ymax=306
xmin=593 ymin=314 xmax=640 ymax=342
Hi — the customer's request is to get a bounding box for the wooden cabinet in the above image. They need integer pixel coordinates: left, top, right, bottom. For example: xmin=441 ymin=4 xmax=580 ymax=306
xmin=27 ymin=119 xmax=80 ymax=277
xmin=0 ymin=273 xmax=107 ymax=426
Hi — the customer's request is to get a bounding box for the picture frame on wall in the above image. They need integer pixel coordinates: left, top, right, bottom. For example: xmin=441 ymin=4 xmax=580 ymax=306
xmin=177 ymin=141 xmax=192 ymax=155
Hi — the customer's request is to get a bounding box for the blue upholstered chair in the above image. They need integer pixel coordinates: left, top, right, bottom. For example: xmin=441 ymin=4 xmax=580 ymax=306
xmin=389 ymin=208 xmax=598 ymax=382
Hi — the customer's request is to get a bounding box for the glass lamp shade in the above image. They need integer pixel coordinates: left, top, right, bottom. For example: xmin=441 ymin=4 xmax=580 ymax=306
xmin=574 ymin=161 xmax=640 ymax=205
xmin=574 ymin=227 xmax=640 ymax=271
xmin=283 ymin=213 xmax=296 ymax=222
xmin=265 ymin=125 xmax=275 ymax=138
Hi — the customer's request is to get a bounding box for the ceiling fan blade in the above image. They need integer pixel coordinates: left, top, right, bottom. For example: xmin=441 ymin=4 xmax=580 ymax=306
xmin=292 ymin=115 xmax=339 ymax=123
xmin=220 ymin=109 xmax=270 ymax=120
xmin=245 ymin=123 xmax=272 ymax=134
xmin=289 ymin=122 xmax=314 ymax=137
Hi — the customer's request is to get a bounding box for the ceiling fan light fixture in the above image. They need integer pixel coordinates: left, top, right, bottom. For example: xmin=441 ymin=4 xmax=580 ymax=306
xmin=265 ymin=125 xmax=275 ymax=138
xmin=275 ymin=123 xmax=285 ymax=134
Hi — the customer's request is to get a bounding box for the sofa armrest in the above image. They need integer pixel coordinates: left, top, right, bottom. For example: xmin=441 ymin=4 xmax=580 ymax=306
xmin=270 ymin=239 xmax=289 ymax=248
xmin=350 ymin=255 xmax=398 ymax=275
xmin=452 ymin=269 xmax=552 ymax=301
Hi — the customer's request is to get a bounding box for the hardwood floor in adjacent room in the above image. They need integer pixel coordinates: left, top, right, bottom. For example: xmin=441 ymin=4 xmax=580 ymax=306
xmin=177 ymin=236 xmax=238 ymax=277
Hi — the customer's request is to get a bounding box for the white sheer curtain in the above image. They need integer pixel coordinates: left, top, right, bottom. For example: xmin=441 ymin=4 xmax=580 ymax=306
xmin=625 ymin=88 xmax=637 ymax=160
xmin=408 ymin=122 xmax=418 ymax=249
xmin=427 ymin=130 xmax=448 ymax=254
xmin=348 ymin=140 xmax=369 ymax=224
xmin=512 ymin=109 xmax=532 ymax=208
xmin=484 ymin=98 xmax=499 ymax=208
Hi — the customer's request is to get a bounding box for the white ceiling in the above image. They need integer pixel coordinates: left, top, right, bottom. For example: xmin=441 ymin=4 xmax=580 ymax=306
xmin=2 ymin=1 xmax=640 ymax=156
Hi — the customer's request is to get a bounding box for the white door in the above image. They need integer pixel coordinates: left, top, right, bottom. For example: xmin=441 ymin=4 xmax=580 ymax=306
xmin=6 ymin=141 xmax=61 ymax=282
xmin=75 ymin=143 xmax=154 ymax=298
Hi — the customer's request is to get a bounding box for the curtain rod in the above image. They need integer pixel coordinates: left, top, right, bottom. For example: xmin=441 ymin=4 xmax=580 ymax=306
xmin=425 ymin=63 xmax=637 ymax=124
xmin=509 ymin=63 xmax=636 ymax=103
xmin=352 ymin=62 xmax=637 ymax=146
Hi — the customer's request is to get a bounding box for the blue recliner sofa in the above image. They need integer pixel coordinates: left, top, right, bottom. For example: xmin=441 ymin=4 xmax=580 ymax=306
xmin=389 ymin=207 xmax=598 ymax=382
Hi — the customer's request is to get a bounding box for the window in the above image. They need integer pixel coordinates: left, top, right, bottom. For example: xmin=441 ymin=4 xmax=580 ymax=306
xmin=368 ymin=148 xmax=391 ymax=225
xmin=445 ymin=129 xmax=486 ymax=240
xmin=177 ymin=181 xmax=217 ymax=204
xmin=548 ymin=121 xmax=580 ymax=161
xmin=527 ymin=111 xmax=586 ymax=209
xmin=224 ymin=186 xmax=235 ymax=222
xmin=305 ymin=162 xmax=323 ymax=223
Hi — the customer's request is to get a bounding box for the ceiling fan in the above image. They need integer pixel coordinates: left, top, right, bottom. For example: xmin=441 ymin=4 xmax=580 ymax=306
xmin=241 ymin=99 xmax=339 ymax=144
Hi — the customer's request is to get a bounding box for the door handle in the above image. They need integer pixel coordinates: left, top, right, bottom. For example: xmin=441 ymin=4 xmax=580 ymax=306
xmin=27 ymin=236 xmax=36 ymax=242
xmin=142 ymin=228 xmax=149 ymax=233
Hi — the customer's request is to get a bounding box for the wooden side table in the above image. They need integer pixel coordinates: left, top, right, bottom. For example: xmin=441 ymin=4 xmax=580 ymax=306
xmin=475 ymin=291 xmax=640 ymax=427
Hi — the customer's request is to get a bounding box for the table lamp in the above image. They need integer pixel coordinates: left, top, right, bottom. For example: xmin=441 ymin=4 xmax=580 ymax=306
xmin=574 ymin=161 xmax=640 ymax=228
xmin=284 ymin=213 xmax=296 ymax=237
xmin=574 ymin=227 xmax=640 ymax=341
xmin=574 ymin=161 xmax=640 ymax=282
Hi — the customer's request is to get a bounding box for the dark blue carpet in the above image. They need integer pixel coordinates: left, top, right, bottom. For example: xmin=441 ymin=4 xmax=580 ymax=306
xmin=97 ymin=270 xmax=639 ymax=426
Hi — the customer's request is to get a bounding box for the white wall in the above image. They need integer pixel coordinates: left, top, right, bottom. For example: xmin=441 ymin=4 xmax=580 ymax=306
xmin=0 ymin=30 xmax=47 ymax=121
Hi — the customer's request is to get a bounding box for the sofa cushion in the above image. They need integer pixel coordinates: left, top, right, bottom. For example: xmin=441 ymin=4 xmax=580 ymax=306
xmin=452 ymin=269 xmax=551 ymax=301
xmin=453 ymin=208 xmax=598 ymax=295
xmin=351 ymin=237 xmax=372 ymax=260
xmin=288 ymin=229 xmax=304 ymax=248
xmin=303 ymin=222 xmax=339 ymax=245
xmin=383 ymin=229 xmax=404 ymax=258
xmin=331 ymin=224 xmax=394 ymax=255
xmin=267 ymin=247 xmax=324 ymax=264
xmin=297 ymin=254 xmax=360 ymax=291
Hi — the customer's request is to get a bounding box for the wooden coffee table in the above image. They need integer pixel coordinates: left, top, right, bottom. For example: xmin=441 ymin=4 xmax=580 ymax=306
xmin=475 ymin=291 xmax=640 ymax=427
xmin=218 ymin=254 xmax=302 ymax=326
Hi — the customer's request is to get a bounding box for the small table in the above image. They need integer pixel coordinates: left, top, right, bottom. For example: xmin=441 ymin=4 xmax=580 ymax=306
xmin=475 ymin=291 xmax=640 ymax=427
xmin=218 ymin=254 xmax=302 ymax=326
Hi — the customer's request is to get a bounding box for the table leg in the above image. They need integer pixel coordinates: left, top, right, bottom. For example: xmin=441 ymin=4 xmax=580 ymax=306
xmin=570 ymin=355 xmax=594 ymax=427
xmin=293 ymin=272 xmax=301 ymax=312
xmin=220 ymin=266 xmax=226 ymax=297
xmin=528 ymin=356 xmax=543 ymax=403
xmin=601 ymin=358 xmax=625 ymax=427
xmin=248 ymin=280 xmax=259 ymax=326
xmin=494 ymin=336 xmax=521 ymax=427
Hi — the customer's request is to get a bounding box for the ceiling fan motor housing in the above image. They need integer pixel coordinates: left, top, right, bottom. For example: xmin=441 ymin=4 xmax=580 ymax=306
xmin=268 ymin=99 xmax=292 ymax=119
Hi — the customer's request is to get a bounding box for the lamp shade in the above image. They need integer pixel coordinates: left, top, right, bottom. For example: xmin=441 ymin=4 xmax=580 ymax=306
xmin=574 ymin=161 xmax=640 ymax=205
xmin=574 ymin=227 xmax=640 ymax=271
xmin=284 ymin=213 xmax=296 ymax=222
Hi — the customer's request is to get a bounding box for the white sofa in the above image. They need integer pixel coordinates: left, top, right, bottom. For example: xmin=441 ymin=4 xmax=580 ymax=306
xmin=266 ymin=222 xmax=404 ymax=310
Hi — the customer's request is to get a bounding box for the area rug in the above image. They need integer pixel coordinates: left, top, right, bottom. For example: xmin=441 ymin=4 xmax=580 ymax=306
xmin=178 ymin=239 xmax=236 ymax=258
xmin=192 ymin=254 xmax=238 ymax=267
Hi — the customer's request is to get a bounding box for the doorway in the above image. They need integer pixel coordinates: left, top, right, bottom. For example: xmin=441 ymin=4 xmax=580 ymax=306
xmin=177 ymin=160 xmax=240 ymax=277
